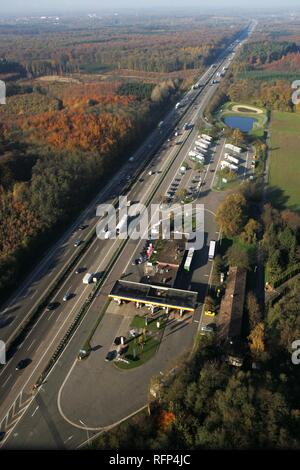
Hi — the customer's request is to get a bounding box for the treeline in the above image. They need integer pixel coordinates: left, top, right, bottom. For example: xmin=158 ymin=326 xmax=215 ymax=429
xmin=262 ymin=204 xmax=300 ymax=284
xmin=0 ymin=23 xmax=242 ymax=77
xmin=238 ymin=41 xmax=300 ymax=66
xmin=205 ymin=75 xmax=294 ymax=115
xmin=0 ymin=78 xmax=179 ymax=296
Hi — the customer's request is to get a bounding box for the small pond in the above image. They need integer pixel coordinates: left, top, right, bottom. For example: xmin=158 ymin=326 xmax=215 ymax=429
xmin=224 ymin=115 xmax=257 ymax=132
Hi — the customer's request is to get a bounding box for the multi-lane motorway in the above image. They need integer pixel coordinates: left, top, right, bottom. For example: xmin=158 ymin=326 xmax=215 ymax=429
xmin=0 ymin=22 xmax=256 ymax=448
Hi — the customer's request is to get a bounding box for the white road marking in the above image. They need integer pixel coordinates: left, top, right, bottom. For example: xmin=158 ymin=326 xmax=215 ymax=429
xmin=1 ymin=374 xmax=12 ymax=389
xmin=31 ymin=406 xmax=39 ymax=417
xmin=26 ymin=339 xmax=36 ymax=352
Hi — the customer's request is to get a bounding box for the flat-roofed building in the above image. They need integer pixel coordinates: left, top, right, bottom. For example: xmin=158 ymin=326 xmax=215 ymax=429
xmin=109 ymin=280 xmax=198 ymax=314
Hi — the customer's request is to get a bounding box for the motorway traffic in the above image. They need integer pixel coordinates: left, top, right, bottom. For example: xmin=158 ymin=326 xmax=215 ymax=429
xmin=0 ymin=22 xmax=256 ymax=448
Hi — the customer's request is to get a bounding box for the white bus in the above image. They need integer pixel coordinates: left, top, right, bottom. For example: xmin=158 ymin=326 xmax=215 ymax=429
xmin=208 ymin=240 xmax=216 ymax=260
xmin=184 ymin=248 xmax=195 ymax=272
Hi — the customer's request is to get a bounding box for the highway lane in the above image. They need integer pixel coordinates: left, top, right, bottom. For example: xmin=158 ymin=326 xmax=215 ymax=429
xmin=0 ymin=24 xmax=255 ymax=448
xmin=0 ymin=55 xmax=222 ymax=418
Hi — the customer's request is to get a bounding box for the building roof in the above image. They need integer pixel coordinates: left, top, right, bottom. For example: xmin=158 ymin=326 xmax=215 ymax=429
xmin=218 ymin=267 xmax=247 ymax=340
xmin=109 ymin=279 xmax=198 ymax=312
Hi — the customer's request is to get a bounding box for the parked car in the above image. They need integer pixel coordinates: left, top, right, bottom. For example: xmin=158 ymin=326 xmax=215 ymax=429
xmin=205 ymin=310 xmax=216 ymax=317
xmin=105 ymin=350 xmax=117 ymax=362
xmin=200 ymin=324 xmax=216 ymax=334
xmin=74 ymin=240 xmax=82 ymax=247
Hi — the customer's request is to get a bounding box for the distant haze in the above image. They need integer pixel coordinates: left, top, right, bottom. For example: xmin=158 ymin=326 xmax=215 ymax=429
xmin=2 ymin=0 xmax=300 ymax=15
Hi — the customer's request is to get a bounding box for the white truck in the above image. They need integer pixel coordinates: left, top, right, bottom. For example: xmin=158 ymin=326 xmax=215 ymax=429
xmin=189 ymin=150 xmax=202 ymax=158
xmin=220 ymin=160 xmax=238 ymax=172
xmin=116 ymin=214 xmax=128 ymax=235
xmin=225 ymin=143 xmax=242 ymax=154
xmin=195 ymin=140 xmax=209 ymax=150
xmin=208 ymin=240 xmax=216 ymax=260
xmin=201 ymin=134 xmax=212 ymax=142
xmin=83 ymin=273 xmax=94 ymax=284
xmin=195 ymin=145 xmax=207 ymax=154
xmin=225 ymin=153 xmax=239 ymax=165
xmin=190 ymin=154 xmax=205 ymax=164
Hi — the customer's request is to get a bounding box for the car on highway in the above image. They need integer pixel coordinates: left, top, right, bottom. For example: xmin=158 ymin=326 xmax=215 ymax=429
xmin=74 ymin=240 xmax=82 ymax=247
xmin=63 ymin=292 xmax=72 ymax=302
xmin=15 ymin=359 xmax=31 ymax=370
xmin=105 ymin=350 xmax=117 ymax=362
xmin=46 ymin=302 xmax=60 ymax=311
xmin=75 ymin=267 xmax=85 ymax=274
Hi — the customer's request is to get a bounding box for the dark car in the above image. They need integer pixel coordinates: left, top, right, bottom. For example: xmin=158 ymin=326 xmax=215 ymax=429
xmin=78 ymin=224 xmax=87 ymax=231
xmin=16 ymin=359 xmax=31 ymax=370
xmin=105 ymin=350 xmax=117 ymax=362
xmin=46 ymin=302 xmax=60 ymax=311
xmin=114 ymin=336 xmax=126 ymax=346
xmin=75 ymin=267 xmax=85 ymax=274
xmin=63 ymin=292 xmax=73 ymax=302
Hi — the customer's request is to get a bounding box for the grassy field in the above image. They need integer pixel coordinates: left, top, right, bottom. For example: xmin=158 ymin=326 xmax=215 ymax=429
xmin=115 ymin=314 xmax=168 ymax=370
xmin=269 ymin=111 xmax=300 ymax=212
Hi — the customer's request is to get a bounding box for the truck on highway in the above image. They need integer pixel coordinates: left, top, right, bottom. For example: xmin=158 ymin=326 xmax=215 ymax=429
xmin=225 ymin=153 xmax=239 ymax=165
xmin=220 ymin=160 xmax=238 ymax=172
xmin=116 ymin=214 xmax=128 ymax=235
xmin=83 ymin=273 xmax=94 ymax=284
xmin=225 ymin=143 xmax=242 ymax=154
xmin=208 ymin=240 xmax=216 ymax=261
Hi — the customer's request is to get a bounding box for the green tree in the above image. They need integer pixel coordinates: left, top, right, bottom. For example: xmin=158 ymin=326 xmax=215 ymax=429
xmin=216 ymin=192 xmax=247 ymax=238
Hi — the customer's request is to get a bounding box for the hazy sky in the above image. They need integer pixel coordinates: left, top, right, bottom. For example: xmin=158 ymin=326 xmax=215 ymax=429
xmin=2 ymin=0 xmax=300 ymax=15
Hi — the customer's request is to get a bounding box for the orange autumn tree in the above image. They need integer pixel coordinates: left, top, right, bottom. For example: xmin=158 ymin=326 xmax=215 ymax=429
xmin=158 ymin=410 xmax=176 ymax=431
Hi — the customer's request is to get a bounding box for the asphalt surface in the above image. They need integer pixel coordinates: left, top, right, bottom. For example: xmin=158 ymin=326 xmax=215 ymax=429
xmin=0 ymin=23 xmax=256 ymax=449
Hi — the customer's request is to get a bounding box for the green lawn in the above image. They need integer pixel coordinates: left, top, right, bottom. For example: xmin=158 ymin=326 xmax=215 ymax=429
xmin=115 ymin=314 xmax=168 ymax=370
xmin=269 ymin=111 xmax=300 ymax=212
